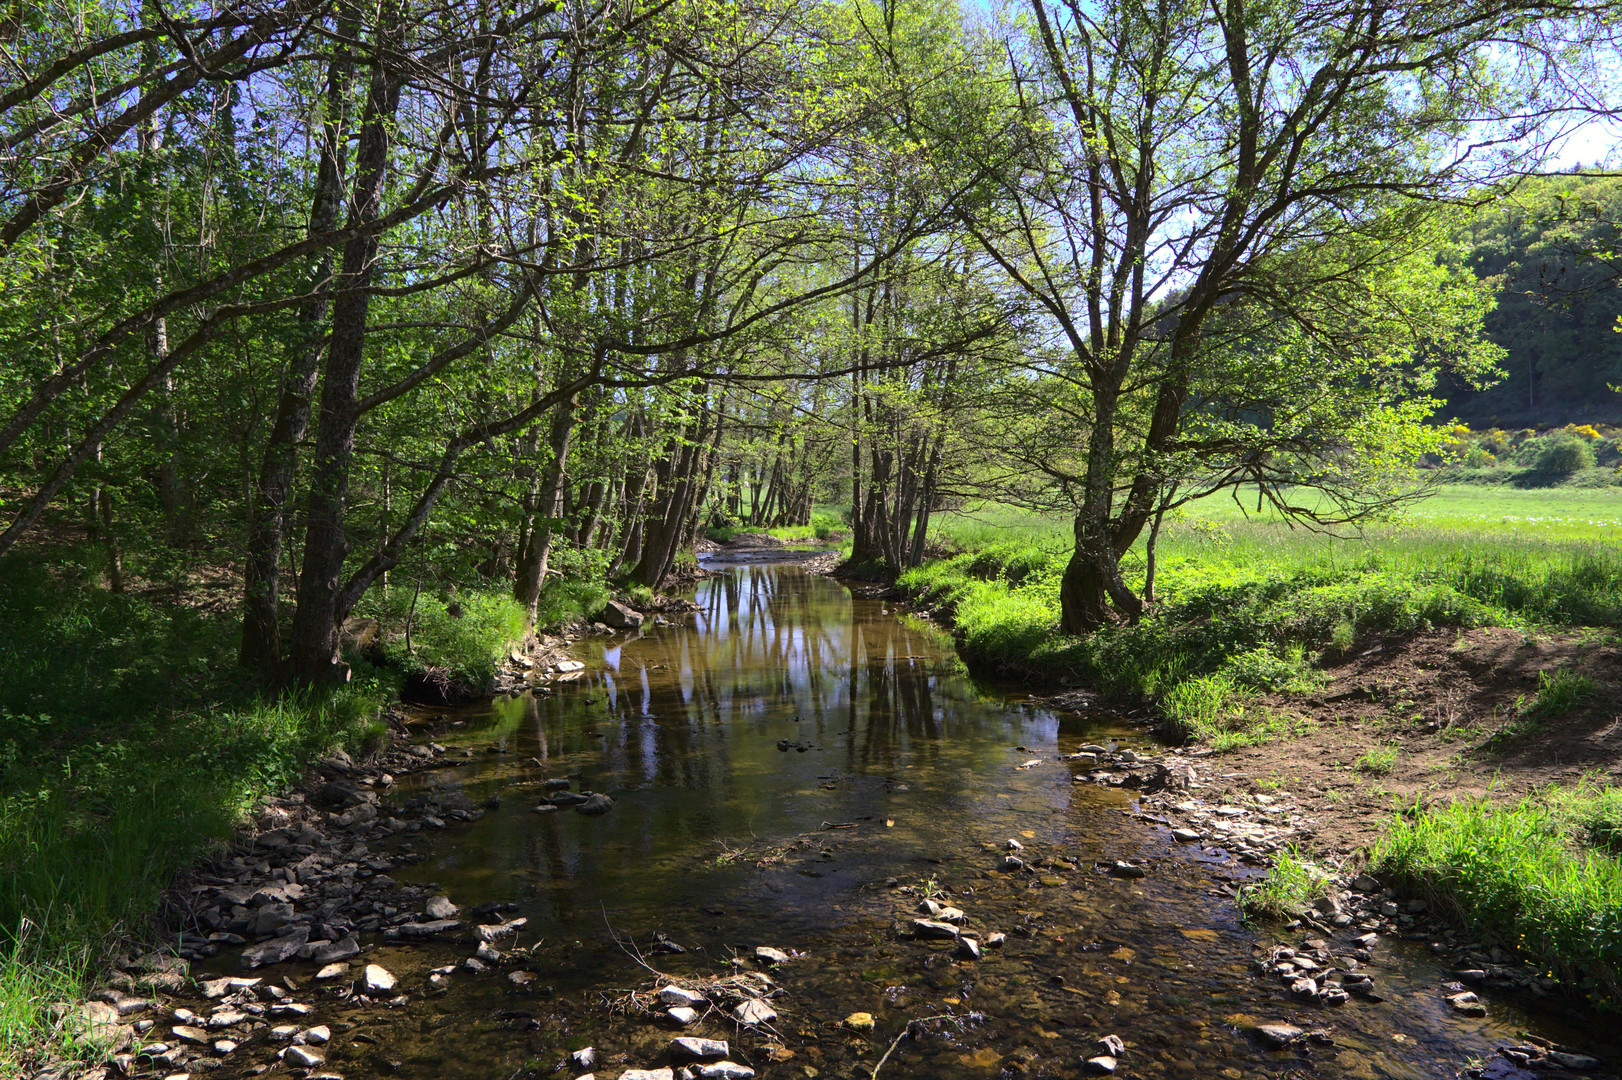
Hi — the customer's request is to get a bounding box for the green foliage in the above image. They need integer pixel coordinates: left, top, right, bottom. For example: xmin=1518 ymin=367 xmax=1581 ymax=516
xmin=1526 ymin=433 xmax=1598 ymax=479
xmin=1374 ymin=797 xmax=1622 ymax=1006
xmin=1546 ymin=781 xmax=1622 ymax=856
xmin=1237 ymin=849 xmax=1332 ymax=922
xmin=373 ymin=589 xmax=527 ymax=687
xmin=0 ymin=553 xmax=385 ymax=1066
xmin=1520 ymin=668 xmax=1598 ymax=720
xmin=1355 ymin=746 xmax=1400 ymax=775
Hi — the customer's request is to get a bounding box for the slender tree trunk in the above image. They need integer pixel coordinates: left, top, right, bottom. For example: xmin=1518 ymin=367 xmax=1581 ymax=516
xmin=288 ymin=43 xmax=401 ymax=684
xmin=240 ymin=38 xmax=353 ymax=669
xmin=514 ymin=394 xmax=578 ymax=625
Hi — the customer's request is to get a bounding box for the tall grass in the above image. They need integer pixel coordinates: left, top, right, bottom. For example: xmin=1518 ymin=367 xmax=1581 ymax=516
xmin=1374 ymin=797 xmax=1622 ymax=1007
xmin=0 ymin=553 xmax=397 ymax=1068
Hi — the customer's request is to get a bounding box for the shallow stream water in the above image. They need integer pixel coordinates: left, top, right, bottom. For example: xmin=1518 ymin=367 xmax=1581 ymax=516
xmin=237 ymin=561 xmax=1611 ymax=1079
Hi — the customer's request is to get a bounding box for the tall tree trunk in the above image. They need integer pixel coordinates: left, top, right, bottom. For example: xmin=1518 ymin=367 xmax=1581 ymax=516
xmin=514 ymin=393 xmax=578 ymax=625
xmin=239 ymin=43 xmax=353 ymax=668
xmin=287 ymin=42 xmax=400 ymax=684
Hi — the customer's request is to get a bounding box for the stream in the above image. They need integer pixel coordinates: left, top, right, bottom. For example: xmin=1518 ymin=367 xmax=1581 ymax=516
xmin=182 ymin=559 xmax=1611 ymax=1080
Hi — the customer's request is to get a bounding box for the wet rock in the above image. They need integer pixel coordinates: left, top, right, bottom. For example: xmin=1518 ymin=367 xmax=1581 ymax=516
xmin=1254 ymin=1023 xmax=1303 ymax=1048
xmin=955 ymin=938 xmax=981 ymax=960
xmin=1351 ymin=874 xmax=1380 ymax=892
xmin=315 ymin=963 xmax=350 ymax=981
xmin=1170 ymin=828 xmax=1202 ymax=843
xmin=1098 ymin=1035 xmax=1125 ymax=1057
xmin=205 ymin=1009 xmax=247 ymax=1029
xmin=547 ymin=791 xmax=590 ymax=807
xmin=543 ymin=778 xmax=573 ymax=791
xmin=474 ymin=941 xmax=504 ymax=964
xmin=1448 ymin=991 xmax=1487 ymax=1017
xmin=1109 ymin=861 xmax=1145 ymax=879
xmin=241 ymin=926 xmax=309 ymax=969
xmin=577 ymin=793 xmax=615 ymax=816
xmin=508 ymin=970 xmax=537 ymax=987
xmin=171 ymin=1026 xmax=210 ymax=1046
xmin=1006 ymin=838 xmax=1023 ymax=851
xmin=912 ymin=919 xmax=960 ymax=940
xmin=753 ymin=946 xmax=790 ymax=965
xmin=476 ymin=917 xmax=527 ymax=942
xmin=302 ymin=1026 xmax=332 ymax=1045
xmin=425 ymin=896 xmax=458 ymax=919
xmin=659 ymin=985 xmax=708 ymax=1009
xmin=310 ymin=937 xmax=360 ymax=963
xmin=986 ymin=933 xmax=1006 ymax=948
xmin=393 ymin=918 xmax=462 ymax=938
xmin=671 ymin=1037 xmax=729 ymax=1061
xmin=571 ymin=1047 xmax=597 ymax=1069
xmin=269 ymin=1002 xmax=313 ymax=1019
xmin=696 ymin=1065 xmax=756 ymax=1080
xmin=621 ymin=1071 xmax=674 ymax=1080
xmin=362 ymin=964 xmax=397 ymax=993
xmin=283 ymin=1045 xmax=324 ymax=1068
xmin=553 ymin=660 xmax=586 ymax=673
xmin=1547 ymin=1051 xmax=1601 ymax=1071
xmin=597 ymin=601 xmax=644 ymax=629
xmin=1084 ymin=1055 xmax=1117 ymax=1074
xmin=1001 ymin=856 xmax=1026 ymax=872
xmin=843 ymin=1012 xmax=875 ymax=1033
xmin=213 ymin=1039 xmax=237 ymax=1054
xmin=668 ymin=1007 xmax=700 ymax=1025
xmin=733 ymin=999 xmax=776 ymax=1025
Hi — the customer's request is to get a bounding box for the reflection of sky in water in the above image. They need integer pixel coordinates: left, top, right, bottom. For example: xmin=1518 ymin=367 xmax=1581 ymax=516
xmin=379 ymin=565 xmax=1613 ymax=1080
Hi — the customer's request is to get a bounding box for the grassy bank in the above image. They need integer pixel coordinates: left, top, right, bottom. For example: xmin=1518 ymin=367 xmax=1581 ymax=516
xmin=1373 ymin=789 xmax=1622 ymax=1008
xmin=0 ymin=548 xmax=593 ymax=1069
xmin=903 ymin=490 xmax=1622 ymax=747
xmin=911 ymin=486 xmax=1622 ymax=1009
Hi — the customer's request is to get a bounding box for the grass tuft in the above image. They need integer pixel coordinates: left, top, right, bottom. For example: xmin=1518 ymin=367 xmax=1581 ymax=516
xmin=1237 ymin=849 xmax=1332 ymax=921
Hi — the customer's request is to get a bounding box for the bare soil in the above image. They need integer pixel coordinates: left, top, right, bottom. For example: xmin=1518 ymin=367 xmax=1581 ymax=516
xmin=1180 ymin=627 xmax=1622 ymax=858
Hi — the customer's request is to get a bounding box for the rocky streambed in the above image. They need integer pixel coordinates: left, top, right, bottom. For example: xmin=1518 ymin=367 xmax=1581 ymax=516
xmin=41 ymin=563 xmax=1617 ymax=1080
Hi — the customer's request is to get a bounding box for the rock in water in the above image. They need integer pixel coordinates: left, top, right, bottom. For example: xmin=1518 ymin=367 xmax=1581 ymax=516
xmin=241 ymin=926 xmax=309 ymax=969
xmin=425 ymin=896 xmax=458 ymax=919
xmin=1098 ymin=1035 xmax=1125 ymax=1057
xmin=912 ymin=919 xmax=960 ymax=940
xmin=658 ymin=985 xmax=708 ymax=1009
xmin=576 ymin=793 xmax=614 ymax=815
xmin=309 ymin=936 xmax=360 ymax=963
xmin=697 ymin=1065 xmax=757 ymax=1080
xmin=597 ymin=600 xmax=644 ymax=629
xmin=843 ymin=1012 xmax=875 ymax=1033
xmin=1254 ymin=1023 xmax=1303 ymax=1049
xmin=733 ymin=998 xmax=776 ymax=1025
xmin=1084 ymin=1056 xmax=1117 ymax=1075
xmin=668 ymin=1006 xmax=699 ymax=1025
xmin=753 ymin=946 xmax=789 ymax=965
xmin=362 ymin=964 xmax=396 ymax=993
xmin=621 ymin=1071 xmax=674 ymax=1080
xmin=283 ymin=1045 xmax=324 ymax=1068
xmin=570 ymin=1047 xmax=597 ymax=1069
xmin=955 ymin=938 xmax=981 ymax=960
xmin=670 ymin=1037 xmax=729 ymax=1061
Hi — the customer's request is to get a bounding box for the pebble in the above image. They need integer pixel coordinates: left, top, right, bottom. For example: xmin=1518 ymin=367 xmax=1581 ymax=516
xmin=955 ymin=938 xmax=981 ymax=960
xmin=1448 ymin=991 xmax=1487 ymax=1017
xmin=986 ymin=933 xmax=1006 ymax=948
xmin=620 ymin=1071 xmax=674 ymax=1080
xmin=1170 ymin=828 xmax=1202 ymax=842
xmin=1110 ymin=861 xmax=1145 ymax=879
xmin=1084 ymin=1055 xmax=1117 ymax=1074
xmin=659 ymin=985 xmax=708 ymax=1009
xmin=171 ymin=1026 xmax=209 ymax=1045
xmin=425 ymin=896 xmax=458 ymax=919
xmin=733 ymin=999 xmax=777 ymax=1025
xmin=1098 ymin=1035 xmax=1125 ymax=1057
xmin=671 ymin=1037 xmax=729 ymax=1061
xmin=753 ymin=946 xmax=789 ymax=965
xmin=843 ymin=1012 xmax=875 ymax=1033
xmin=571 ymin=1047 xmax=597 ymax=1069
xmin=1254 ymin=1023 xmax=1303 ymax=1048
xmin=362 ymin=964 xmax=396 ymax=993
xmin=668 ymin=1006 xmax=700 ymax=1025
xmin=314 ymin=963 xmax=349 ymax=981
xmin=301 ymin=1025 xmax=331 ymax=1045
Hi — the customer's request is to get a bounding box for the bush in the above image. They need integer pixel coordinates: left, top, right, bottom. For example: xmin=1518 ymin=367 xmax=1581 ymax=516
xmin=1525 ymin=433 xmax=1597 ymax=480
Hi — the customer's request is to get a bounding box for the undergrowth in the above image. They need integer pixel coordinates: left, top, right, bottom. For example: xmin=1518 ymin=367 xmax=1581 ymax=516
xmin=1237 ymin=849 xmax=1332 ymax=921
xmin=1374 ymin=796 xmax=1622 ymax=1009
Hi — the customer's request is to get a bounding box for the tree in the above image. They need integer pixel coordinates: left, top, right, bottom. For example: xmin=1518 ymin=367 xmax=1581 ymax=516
xmin=938 ymin=0 xmax=1598 ymax=631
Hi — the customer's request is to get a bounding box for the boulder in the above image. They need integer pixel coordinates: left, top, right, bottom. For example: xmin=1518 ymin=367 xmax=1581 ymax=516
xmin=597 ymin=601 xmax=644 ymax=630
xmin=577 ymin=793 xmax=615 ymax=816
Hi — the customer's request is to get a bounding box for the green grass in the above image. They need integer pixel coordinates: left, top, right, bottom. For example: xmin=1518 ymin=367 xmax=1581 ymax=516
xmin=1355 ymin=745 xmax=1400 ymax=775
xmin=1520 ymin=668 xmax=1598 ymax=720
xmin=1374 ymin=795 xmax=1622 ymax=1008
xmin=1237 ymin=849 xmax=1332 ymax=921
xmin=0 ymin=548 xmax=539 ymax=1070
xmin=908 ymin=487 xmax=1622 ymax=745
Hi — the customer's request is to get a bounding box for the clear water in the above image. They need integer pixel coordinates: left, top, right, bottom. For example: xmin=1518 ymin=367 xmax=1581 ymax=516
xmin=215 ymin=564 xmax=1611 ymax=1079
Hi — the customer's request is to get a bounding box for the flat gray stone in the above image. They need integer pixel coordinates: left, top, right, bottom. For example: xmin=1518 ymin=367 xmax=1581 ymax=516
xmin=362 ymin=964 xmax=396 ymax=993
xmin=671 ymin=1037 xmax=729 ymax=1061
